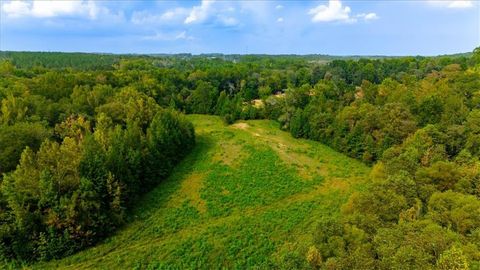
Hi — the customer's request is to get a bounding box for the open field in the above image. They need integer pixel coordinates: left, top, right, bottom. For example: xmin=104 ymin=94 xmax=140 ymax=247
xmin=32 ymin=115 xmax=370 ymax=269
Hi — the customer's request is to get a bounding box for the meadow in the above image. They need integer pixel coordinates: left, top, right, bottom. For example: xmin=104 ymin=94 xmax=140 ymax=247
xmin=31 ymin=115 xmax=370 ymax=269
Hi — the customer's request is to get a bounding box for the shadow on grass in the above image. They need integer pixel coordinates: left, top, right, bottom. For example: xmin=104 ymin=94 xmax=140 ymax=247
xmin=127 ymin=133 xmax=216 ymax=221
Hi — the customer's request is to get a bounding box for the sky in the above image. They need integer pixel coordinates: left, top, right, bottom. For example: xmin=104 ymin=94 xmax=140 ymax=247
xmin=0 ymin=0 xmax=479 ymax=56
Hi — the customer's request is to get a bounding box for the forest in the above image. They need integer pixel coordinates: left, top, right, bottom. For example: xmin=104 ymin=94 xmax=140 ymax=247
xmin=0 ymin=49 xmax=479 ymax=269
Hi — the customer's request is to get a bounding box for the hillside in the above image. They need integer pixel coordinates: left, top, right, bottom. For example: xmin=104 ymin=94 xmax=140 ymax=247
xmin=32 ymin=115 xmax=369 ymax=269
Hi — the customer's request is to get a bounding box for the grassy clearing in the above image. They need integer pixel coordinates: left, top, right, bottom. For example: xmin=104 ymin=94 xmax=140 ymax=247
xmin=32 ymin=115 xmax=370 ymax=269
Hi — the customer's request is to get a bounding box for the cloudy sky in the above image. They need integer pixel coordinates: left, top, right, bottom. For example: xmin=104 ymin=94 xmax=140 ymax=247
xmin=0 ymin=0 xmax=478 ymax=55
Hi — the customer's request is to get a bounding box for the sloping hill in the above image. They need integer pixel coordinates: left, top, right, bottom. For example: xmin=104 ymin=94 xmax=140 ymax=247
xmin=33 ymin=115 xmax=370 ymax=269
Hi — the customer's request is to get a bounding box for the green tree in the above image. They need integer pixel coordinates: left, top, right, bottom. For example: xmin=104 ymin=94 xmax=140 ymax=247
xmin=188 ymin=81 xmax=216 ymax=114
xmin=290 ymin=109 xmax=309 ymax=138
xmin=436 ymin=246 xmax=469 ymax=270
xmin=428 ymin=191 xmax=480 ymax=235
xmin=0 ymin=122 xmax=51 ymax=174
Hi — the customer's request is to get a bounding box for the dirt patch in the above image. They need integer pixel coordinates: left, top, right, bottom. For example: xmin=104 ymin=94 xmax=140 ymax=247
xmin=168 ymin=173 xmax=207 ymax=213
xmin=212 ymin=142 xmax=245 ymax=167
xmin=318 ymin=178 xmax=351 ymax=193
xmin=252 ymin=99 xmax=264 ymax=108
xmin=232 ymin=122 xmax=250 ymax=130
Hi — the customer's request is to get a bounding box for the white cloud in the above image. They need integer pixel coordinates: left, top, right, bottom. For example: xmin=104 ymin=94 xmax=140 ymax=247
xmin=159 ymin=8 xmax=189 ymax=21
xmin=142 ymin=31 xmax=194 ymax=41
xmin=2 ymin=1 xmax=30 ymax=17
xmin=164 ymin=0 xmax=238 ymax=26
xmin=133 ymin=1 xmax=238 ymax=27
xmin=132 ymin=8 xmax=188 ymax=24
xmin=426 ymin=0 xmax=474 ymax=9
xmin=447 ymin=0 xmax=473 ymax=8
xmin=357 ymin=12 xmax=379 ymax=20
xmin=1 ymin=0 xmax=110 ymax=19
xmin=276 ymin=5 xmax=284 ymax=10
xmin=174 ymin=31 xmax=194 ymax=40
xmin=217 ymin=15 xmax=238 ymax=26
xmin=308 ymin=0 xmax=354 ymax=23
xmin=32 ymin=1 xmax=85 ymax=17
xmin=238 ymin=1 xmax=270 ymax=22
xmin=364 ymin=13 xmax=379 ymax=20
xmin=277 ymin=17 xmax=284 ymax=23
xmin=185 ymin=0 xmax=215 ymax=24
xmin=309 ymin=0 xmax=379 ymax=23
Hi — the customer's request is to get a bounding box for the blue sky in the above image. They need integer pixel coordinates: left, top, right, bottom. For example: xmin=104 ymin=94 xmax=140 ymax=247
xmin=0 ymin=0 xmax=478 ymax=55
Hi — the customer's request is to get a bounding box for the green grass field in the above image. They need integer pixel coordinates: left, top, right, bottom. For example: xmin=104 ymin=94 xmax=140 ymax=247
xmin=32 ymin=115 xmax=370 ymax=269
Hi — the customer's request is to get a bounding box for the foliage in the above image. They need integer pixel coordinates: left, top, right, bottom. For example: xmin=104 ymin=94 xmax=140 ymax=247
xmin=0 ymin=48 xmax=479 ymax=267
xmin=0 ymin=57 xmax=196 ymax=262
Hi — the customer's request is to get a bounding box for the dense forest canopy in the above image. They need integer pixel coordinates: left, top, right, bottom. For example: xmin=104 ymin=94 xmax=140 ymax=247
xmin=0 ymin=48 xmax=479 ymax=268
xmin=0 ymin=52 xmax=196 ymax=262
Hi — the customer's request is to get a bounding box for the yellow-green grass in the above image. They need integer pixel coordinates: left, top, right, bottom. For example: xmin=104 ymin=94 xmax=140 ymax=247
xmin=31 ymin=115 xmax=370 ymax=269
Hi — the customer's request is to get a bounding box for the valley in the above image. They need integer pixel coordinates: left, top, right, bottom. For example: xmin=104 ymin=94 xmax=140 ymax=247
xmin=34 ymin=115 xmax=369 ymax=269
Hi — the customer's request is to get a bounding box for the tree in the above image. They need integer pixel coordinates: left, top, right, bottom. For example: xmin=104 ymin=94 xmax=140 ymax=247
xmin=188 ymin=81 xmax=216 ymax=114
xmin=1 ymin=95 xmax=28 ymax=125
xmin=290 ymin=109 xmax=309 ymax=138
xmin=258 ymin=85 xmax=272 ymax=99
xmin=145 ymin=110 xmax=195 ymax=187
xmin=415 ymin=161 xmax=462 ymax=195
xmin=96 ymin=87 xmax=159 ymax=130
xmin=465 ymin=109 xmax=480 ymax=155
xmin=54 ymin=115 xmax=91 ymax=141
xmin=0 ymin=122 xmax=51 ymax=174
xmin=472 ymin=47 xmax=480 ymax=66
xmin=428 ymin=191 xmax=480 ymax=235
xmin=373 ymin=220 xmax=460 ymax=270
xmin=306 ymin=246 xmax=322 ymax=269
xmin=436 ymin=246 xmax=469 ymax=270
